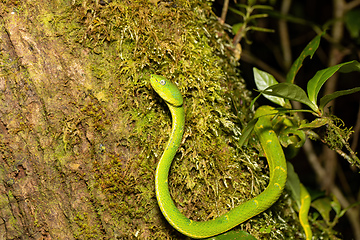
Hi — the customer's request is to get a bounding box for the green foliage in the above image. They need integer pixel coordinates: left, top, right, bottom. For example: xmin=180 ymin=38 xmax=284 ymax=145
xmin=257 ymin=80 xmax=319 ymax=112
xmin=307 ymin=60 xmax=360 ymax=113
xmin=253 ymin=67 xmax=286 ymax=107
xmin=257 ymin=60 xmax=360 ymax=116
xmin=243 ymin=32 xmax=360 ymax=168
xmin=285 ymin=162 xmax=301 ymax=208
xmin=345 ymin=9 xmax=360 ymax=43
xmin=308 ymin=194 xmax=360 ymax=238
xmin=229 ymin=1 xmax=274 ymax=44
xmin=205 ymin=229 xmax=257 ymax=240
xmin=319 ymin=86 xmax=360 ymax=111
xmin=286 ymin=33 xmax=323 ymax=83
xmin=312 ymin=197 xmax=339 ymax=225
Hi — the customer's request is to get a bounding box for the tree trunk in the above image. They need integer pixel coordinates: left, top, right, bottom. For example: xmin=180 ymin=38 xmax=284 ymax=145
xmin=0 ymin=3 xmax=109 ymax=239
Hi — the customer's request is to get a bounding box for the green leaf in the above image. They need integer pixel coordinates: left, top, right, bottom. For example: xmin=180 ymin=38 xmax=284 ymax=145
xmin=312 ymin=197 xmax=333 ymax=223
xmin=232 ymin=23 xmax=244 ymax=34
xmin=239 ymin=118 xmax=258 ymax=147
xmin=285 ymin=162 xmax=301 ymax=208
xmin=338 ymin=201 xmax=360 ymax=218
xmin=249 ymin=93 xmax=261 ymax=111
xmin=204 ymin=230 xmax=257 ymax=240
xmin=229 ymin=6 xmax=246 ymax=18
xmin=286 ymin=33 xmax=323 ymax=83
xmin=234 ymin=4 xmax=247 ymax=9
xmin=307 ymin=60 xmax=360 ymax=108
xmin=299 ymin=117 xmax=330 ymax=129
xmin=248 ymin=13 xmax=269 ymax=20
xmin=248 ymin=26 xmax=275 ymax=33
xmin=345 ymin=9 xmax=360 ymax=39
xmin=279 ymin=127 xmax=306 ymax=148
xmin=253 ymin=67 xmax=286 ymax=106
xmin=338 ymin=60 xmax=360 ymax=73
xmin=261 ymin=83 xmax=318 ymax=113
xmin=319 ymin=87 xmax=360 ymax=111
xmin=252 ymin=4 xmax=273 ymax=10
xmin=331 ymin=196 xmax=341 ymax=216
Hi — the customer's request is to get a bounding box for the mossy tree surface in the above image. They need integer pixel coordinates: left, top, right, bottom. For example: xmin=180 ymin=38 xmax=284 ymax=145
xmin=0 ymin=0 xmax=304 ymax=239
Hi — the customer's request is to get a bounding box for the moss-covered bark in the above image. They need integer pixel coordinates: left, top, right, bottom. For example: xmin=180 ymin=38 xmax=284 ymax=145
xmin=0 ymin=0 xmax=304 ymax=239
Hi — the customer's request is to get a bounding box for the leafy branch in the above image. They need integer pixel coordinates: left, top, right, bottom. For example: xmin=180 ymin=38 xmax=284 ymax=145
xmin=241 ymin=32 xmax=360 ymax=168
xmin=229 ymin=2 xmax=274 ymax=45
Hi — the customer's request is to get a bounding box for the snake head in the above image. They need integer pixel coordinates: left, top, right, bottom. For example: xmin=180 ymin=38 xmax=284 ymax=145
xmin=150 ymin=74 xmax=183 ymax=107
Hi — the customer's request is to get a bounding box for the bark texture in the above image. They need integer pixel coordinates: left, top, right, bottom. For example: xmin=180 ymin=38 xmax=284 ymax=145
xmin=0 ymin=5 xmax=107 ymax=240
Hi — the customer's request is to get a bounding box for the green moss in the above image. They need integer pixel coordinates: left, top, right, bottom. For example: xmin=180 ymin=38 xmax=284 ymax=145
xmin=73 ymin=212 xmax=102 ymax=239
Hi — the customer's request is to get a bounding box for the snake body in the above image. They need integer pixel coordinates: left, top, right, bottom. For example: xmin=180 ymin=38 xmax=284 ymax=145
xmin=299 ymin=184 xmax=312 ymax=240
xmin=150 ymin=74 xmax=287 ymax=239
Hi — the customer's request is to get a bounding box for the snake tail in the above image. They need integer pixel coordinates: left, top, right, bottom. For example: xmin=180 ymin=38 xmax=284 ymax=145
xmin=150 ymin=74 xmax=287 ymax=239
xmin=299 ymin=183 xmax=312 ymax=240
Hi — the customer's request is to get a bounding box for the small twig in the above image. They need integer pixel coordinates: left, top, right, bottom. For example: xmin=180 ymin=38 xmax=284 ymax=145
xmin=319 ymin=140 xmax=356 ymax=167
xmin=220 ymin=0 xmax=230 ymax=25
xmin=232 ymin=23 xmax=246 ymax=46
xmin=241 ymin=49 xmax=286 ymax=82
xmin=351 ymin=104 xmax=360 ymax=151
xmin=232 ymin=5 xmax=252 ymax=46
xmin=278 ymin=0 xmax=292 ymax=70
xmin=345 ymin=0 xmax=360 ymax=11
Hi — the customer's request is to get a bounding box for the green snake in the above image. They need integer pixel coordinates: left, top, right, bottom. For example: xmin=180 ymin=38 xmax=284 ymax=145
xmin=299 ymin=184 xmax=312 ymax=240
xmin=150 ymin=74 xmax=288 ymax=239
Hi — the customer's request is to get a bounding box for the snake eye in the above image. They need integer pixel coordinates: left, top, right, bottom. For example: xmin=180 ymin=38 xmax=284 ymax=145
xmin=159 ymin=79 xmax=166 ymax=86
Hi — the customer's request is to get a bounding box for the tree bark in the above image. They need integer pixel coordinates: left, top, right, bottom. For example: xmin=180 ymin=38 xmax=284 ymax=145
xmin=0 ymin=4 xmax=108 ymax=239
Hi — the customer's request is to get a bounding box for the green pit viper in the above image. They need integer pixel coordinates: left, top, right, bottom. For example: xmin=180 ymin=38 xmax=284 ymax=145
xmin=150 ymin=74 xmax=309 ymax=239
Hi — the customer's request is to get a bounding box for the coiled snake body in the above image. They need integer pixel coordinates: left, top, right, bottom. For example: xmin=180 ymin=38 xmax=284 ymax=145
xmin=150 ymin=74 xmax=287 ymax=239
